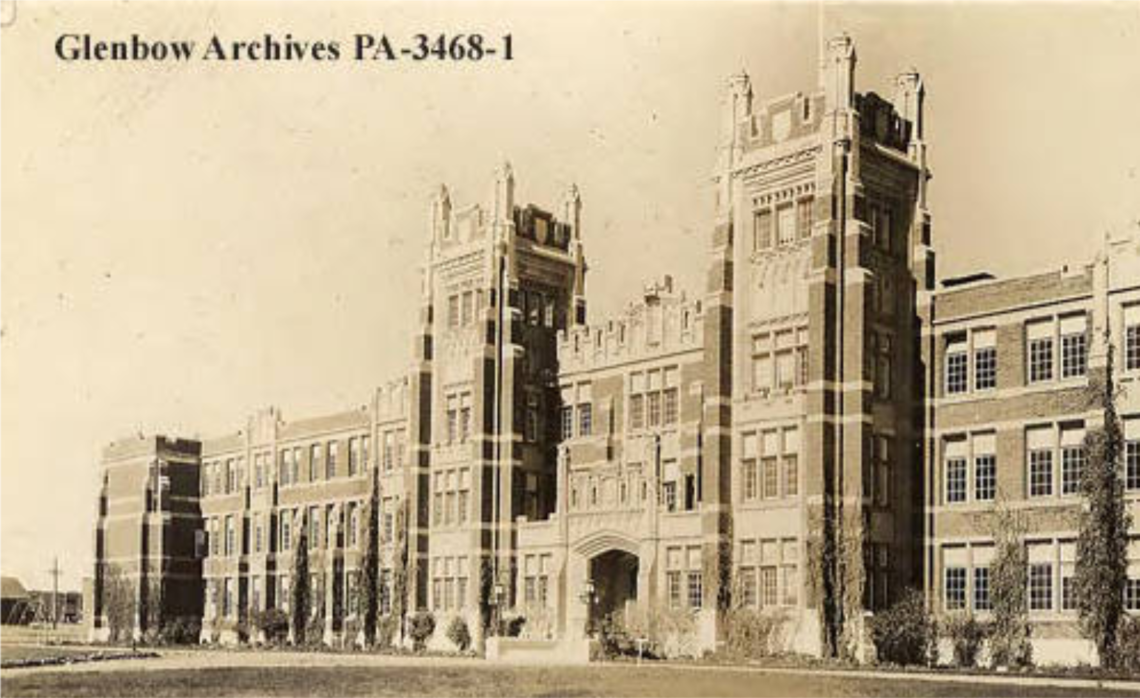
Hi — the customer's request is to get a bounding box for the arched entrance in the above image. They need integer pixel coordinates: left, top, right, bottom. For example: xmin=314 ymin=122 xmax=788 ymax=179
xmin=587 ymin=549 xmax=639 ymax=631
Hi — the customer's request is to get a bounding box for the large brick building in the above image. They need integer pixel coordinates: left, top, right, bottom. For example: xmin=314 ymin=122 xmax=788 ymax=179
xmin=89 ymin=35 xmax=1140 ymax=662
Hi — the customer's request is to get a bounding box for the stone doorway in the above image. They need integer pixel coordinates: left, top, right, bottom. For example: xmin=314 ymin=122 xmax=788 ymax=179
xmin=587 ymin=549 xmax=639 ymax=632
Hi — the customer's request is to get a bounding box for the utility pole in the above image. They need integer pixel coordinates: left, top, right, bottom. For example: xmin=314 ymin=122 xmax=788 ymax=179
xmin=47 ymin=557 xmax=61 ymax=630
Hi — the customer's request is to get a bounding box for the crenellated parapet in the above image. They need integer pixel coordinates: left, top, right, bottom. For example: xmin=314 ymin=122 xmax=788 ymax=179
xmin=557 ymin=275 xmax=703 ymax=371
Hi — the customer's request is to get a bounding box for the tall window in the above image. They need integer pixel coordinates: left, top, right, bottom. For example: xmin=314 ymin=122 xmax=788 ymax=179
xmin=225 ymin=515 xmax=235 ymax=557
xmin=279 ymin=451 xmax=292 ymax=487
xmin=796 ymin=197 xmax=814 ymax=240
xmin=974 ymin=567 xmax=991 ymax=611
xmin=348 ymin=437 xmax=359 ymax=476
xmin=1060 ymin=425 xmax=1086 ymax=496
xmin=627 ymin=368 xmax=678 ymax=431
xmin=578 ymin=402 xmax=592 ymax=437
xmin=1059 ymin=315 xmax=1088 ymax=379
xmin=326 ymin=441 xmax=338 ymax=479
xmin=752 ymin=327 xmax=807 ymax=395
xmin=447 ymin=294 xmax=460 ymax=329
xmin=741 ymin=433 xmax=759 ymax=501
xmin=310 ymin=444 xmax=321 ymax=481
xmin=776 ymin=204 xmax=795 ymax=246
xmin=945 ymin=336 xmax=968 ymax=395
xmin=1125 ymin=419 xmax=1140 ymax=491
xmin=1125 ymin=305 xmax=1140 ymax=372
xmin=1027 ymin=427 xmax=1054 ymax=497
xmin=945 ymin=443 xmax=968 ymax=504
xmin=974 ymin=329 xmax=997 ymax=390
xmin=1027 ymin=320 xmax=1054 ymax=383
xmin=753 ymin=209 xmax=772 ymax=251
xmin=784 ymin=429 xmax=800 ymax=498
xmin=560 ymin=405 xmax=574 ymax=440
xmin=974 ymin=446 xmax=996 ymax=502
xmin=1029 ymin=563 xmax=1053 ymax=611
xmin=944 ymin=566 xmax=967 ymax=610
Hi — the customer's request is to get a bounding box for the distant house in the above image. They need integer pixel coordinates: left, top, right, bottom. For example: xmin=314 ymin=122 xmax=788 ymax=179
xmin=1 ymin=576 xmax=30 ymax=624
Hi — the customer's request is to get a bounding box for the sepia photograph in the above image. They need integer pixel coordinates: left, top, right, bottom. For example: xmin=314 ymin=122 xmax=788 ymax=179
xmin=2 ymin=1 xmax=1140 ymax=695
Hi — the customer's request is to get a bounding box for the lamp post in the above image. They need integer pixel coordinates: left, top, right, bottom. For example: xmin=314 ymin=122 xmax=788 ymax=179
xmin=491 ymin=583 xmax=506 ymax=636
xmin=579 ymin=578 xmax=597 ymax=636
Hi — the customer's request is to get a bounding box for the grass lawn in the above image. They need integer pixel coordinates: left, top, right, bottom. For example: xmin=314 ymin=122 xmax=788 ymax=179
xmin=3 ymin=664 xmax=1137 ymax=698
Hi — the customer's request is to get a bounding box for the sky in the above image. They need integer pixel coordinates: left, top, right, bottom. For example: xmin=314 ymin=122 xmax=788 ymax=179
xmin=2 ymin=1 xmax=1139 ymax=591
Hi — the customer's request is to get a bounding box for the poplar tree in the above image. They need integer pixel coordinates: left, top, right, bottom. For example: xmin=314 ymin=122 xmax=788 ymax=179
xmin=1075 ymin=343 xmax=1132 ymax=668
xmin=291 ymin=515 xmax=311 ymax=645
xmin=359 ymin=470 xmax=381 ymax=646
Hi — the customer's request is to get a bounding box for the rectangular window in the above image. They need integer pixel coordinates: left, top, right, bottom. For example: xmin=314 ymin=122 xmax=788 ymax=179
xmin=629 ymin=395 xmax=644 ymax=431
xmin=946 ymin=457 xmax=967 ymax=504
xmin=1127 ymin=437 xmax=1140 ymax=492
xmin=945 ymin=337 xmax=968 ymax=395
xmin=281 ymin=516 xmax=291 ymax=552
xmin=1126 ymin=305 xmax=1140 ymax=371
xmin=975 ymin=453 xmax=996 ymax=502
xmin=974 ymin=329 xmax=997 ymax=391
xmin=974 ymin=567 xmax=991 ymax=611
xmin=796 ymin=197 xmax=813 ymax=240
xmin=687 ymin=570 xmax=703 ymax=609
xmin=945 ymin=567 xmax=967 ymax=610
xmin=326 ymin=442 xmax=337 ymax=479
xmin=647 ymin=391 xmax=662 ymax=427
xmin=560 ymin=405 xmax=574 ymax=440
xmin=1061 ymin=427 xmax=1086 ymax=496
xmin=663 ymin=481 xmax=677 ymax=512
xmin=945 ymin=439 xmax=967 ymax=504
xmin=447 ymin=294 xmax=459 ymax=330
xmin=310 ymin=444 xmax=321 ymax=481
xmin=348 ymin=437 xmax=359 ymax=476
xmin=578 ymin=403 xmax=592 ymax=437
xmin=740 ymin=567 xmax=757 ymax=608
xmin=754 ymin=210 xmax=772 ymax=251
xmin=776 ymin=204 xmax=795 ymax=246
xmin=662 ymin=388 xmax=679 ymax=425
xmin=1125 ymin=578 xmax=1140 ymax=612
xmin=784 ymin=454 xmax=799 ymax=498
xmin=1028 ymin=321 xmax=1054 ymax=383
xmin=667 ymin=571 xmax=682 ymax=609
xmin=760 ymin=567 xmax=778 ymax=608
xmin=1060 ymin=315 xmax=1087 ymax=379
xmin=1029 ymin=563 xmax=1053 ymax=611
xmin=1028 ymin=427 xmax=1054 ymax=497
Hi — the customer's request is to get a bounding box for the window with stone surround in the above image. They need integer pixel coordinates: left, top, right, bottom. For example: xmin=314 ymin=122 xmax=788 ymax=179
xmin=627 ymin=368 xmax=678 ymax=432
xmin=1060 ymin=314 xmax=1088 ymax=379
xmin=752 ymin=327 xmax=807 ymax=396
xmin=1060 ymin=425 xmax=1087 ymax=496
xmin=1027 ymin=320 xmax=1055 ymax=383
xmin=1029 ymin=561 xmax=1054 ymax=612
xmin=1028 ymin=426 xmax=1055 ymax=497
xmin=945 ymin=335 xmax=968 ymax=395
xmin=945 ymin=439 xmax=967 ymax=504
xmin=1125 ymin=418 xmax=1140 ymax=491
xmin=522 ymin=553 xmax=552 ymax=608
xmin=944 ymin=566 xmax=967 ymax=611
xmin=1125 ymin=304 xmax=1140 ymax=372
xmin=974 ymin=329 xmax=997 ymax=390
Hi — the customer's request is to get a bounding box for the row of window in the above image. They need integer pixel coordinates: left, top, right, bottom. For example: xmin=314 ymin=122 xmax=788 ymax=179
xmin=430 ymin=556 xmax=471 ymax=613
xmin=740 ymin=427 xmax=799 ymax=502
xmin=943 ymin=544 xmax=1140 ymax=613
xmin=753 ymin=197 xmax=813 ymax=251
xmin=751 ymin=327 xmax=808 ymax=395
xmin=629 ymin=367 xmax=680 ymax=430
xmin=443 ymin=392 xmax=473 ymax=445
xmin=202 ymin=436 xmax=378 ymax=497
xmin=665 ymin=545 xmax=704 ymax=610
xmin=942 ymin=421 xmax=1140 ymax=505
xmin=521 ymin=553 xmax=553 ymax=608
xmin=445 ymin=289 xmax=483 ymax=330
xmin=208 ymin=568 xmax=398 ymax=620
xmin=944 ymin=313 xmax=1105 ymax=397
xmin=737 ymin=538 xmax=799 ymax=609
xmin=432 ymin=468 xmax=472 ymax=528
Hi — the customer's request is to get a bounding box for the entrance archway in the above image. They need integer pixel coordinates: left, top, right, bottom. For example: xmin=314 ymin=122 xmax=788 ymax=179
xmin=588 ymin=549 xmax=639 ymax=631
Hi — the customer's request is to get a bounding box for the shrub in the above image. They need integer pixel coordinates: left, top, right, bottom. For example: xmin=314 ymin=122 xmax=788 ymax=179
xmin=942 ymin=612 xmax=988 ymax=668
xmin=252 ymin=608 xmax=290 ymax=645
xmin=723 ymin=608 xmax=783 ymax=660
xmin=869 ymin=588 xmax=934 ymax=666
xmin=376 ymin=615 xmax=399 ymax=650
xmin=160 ymin=616 xmax=202 ymax=645
xmin=1116 ymin=615 xmax=1140 ymax=673
xmin=446 ymin=616 xmax=472 ymax=653
xmin=408 ymin=611 xmax=435 ymax=652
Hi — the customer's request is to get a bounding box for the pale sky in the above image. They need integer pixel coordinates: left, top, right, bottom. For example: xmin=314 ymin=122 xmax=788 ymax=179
xmin=2 ymin=1 xmax=1139 ymax=590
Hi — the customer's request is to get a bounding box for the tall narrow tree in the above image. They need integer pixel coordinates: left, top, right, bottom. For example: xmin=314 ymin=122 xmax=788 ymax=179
xmin=359 ymin=469 xmax=381 ymax=646
xmin=1075 ymin=342 xmax=1132 ymax=668
xmin=291 ymin=513 xmax=311 ymax=645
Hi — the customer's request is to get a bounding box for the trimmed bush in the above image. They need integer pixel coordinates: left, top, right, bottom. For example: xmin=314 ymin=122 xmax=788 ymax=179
xmin=446 ymin=616 xmax=471 ymax=653
xmin=942 ymin=612 xmax=987 ymax=668
xmin=869 ymin=588 xmax=934 ymax=666
xmin=376 ymin=616 xmax=399 ymax=650
xmin=252 ymin=608 xmax=290 ymax=645
xmin=408 ymin=611 xmax=435 ymax=652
